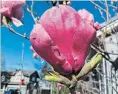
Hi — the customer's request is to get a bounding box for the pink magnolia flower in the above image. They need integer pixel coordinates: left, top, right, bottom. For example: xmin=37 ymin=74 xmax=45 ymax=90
xmin=0 ymin=0 xmax=25 ymax=26
xmin=30 ymin=5 xmax=98 ymax=76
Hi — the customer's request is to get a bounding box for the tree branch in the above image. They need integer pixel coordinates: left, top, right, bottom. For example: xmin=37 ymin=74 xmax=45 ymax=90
xmin=7 ymin=24 xmax=29 ymax=40
xmin=26 ymin=0 xmax=37 ymax=23
xmin=76 ymin=53 xmax=102 ymax=79
xmin=90 ymin=0 xmax=106 ymax=13
xmin=104 ymin=0 xmax=109 ymax=21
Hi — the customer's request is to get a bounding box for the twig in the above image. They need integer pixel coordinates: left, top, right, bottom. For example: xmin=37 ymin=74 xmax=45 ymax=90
xmin=109 ymin=4 xmax=118 ymax=9
xmin=26 ymin=0 xmax=37 ymax=23
xmin=90 ymin=0 xmax=106 ymax=13
xmin=7 ymin=24 xmax=29 ymax=40
xmin=31 ymin=0 xmax=36 ymax=23
xmin=99 ymin=0 xmax=117 ymax=16
xmin=104 ymin=0 xmax=109 ymax=21
xmin=98 ymin=8 xmax=106 ymax=21
xmin=90 ymin=0 xmax=112 ymax=21
xmin=98 ymin=0 xmax=105 ymax=5
xmin=99 ymin=0 xmax=117 ymax=9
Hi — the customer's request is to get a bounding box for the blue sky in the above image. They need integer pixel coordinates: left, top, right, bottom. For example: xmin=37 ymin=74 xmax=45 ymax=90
xmin=1 ymin=1 xmax=114 ymax=71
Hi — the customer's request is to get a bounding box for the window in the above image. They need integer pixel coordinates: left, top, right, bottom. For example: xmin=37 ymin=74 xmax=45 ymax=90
xmin=32 ymin=77 xmax=36 ymax=81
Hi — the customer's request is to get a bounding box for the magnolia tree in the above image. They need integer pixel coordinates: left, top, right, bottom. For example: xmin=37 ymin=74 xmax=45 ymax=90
xmin=1 ymin=0 xmax=118 ymax=94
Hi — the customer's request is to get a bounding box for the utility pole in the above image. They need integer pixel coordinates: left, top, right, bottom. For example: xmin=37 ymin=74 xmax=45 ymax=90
xmin=20 ymin=42 xmax=25 ymax=89
xmin=21 ymin=43 xmax=24 ymax=74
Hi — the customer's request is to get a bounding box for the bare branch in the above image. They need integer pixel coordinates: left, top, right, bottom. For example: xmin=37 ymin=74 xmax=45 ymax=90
xmin=109 ymin=4 xmax=118 ymax=9
xmin=26 ymin=0 xmax=37 ymax=23
xmin=31 ymin=0 xmax=36 ymax=23
xmin=90 ymin=0 xmax=112 ymax=21
xmin=6 ymin=24 xmax=29 ymax=40
xmin=98 ymin=0 xmax=105 ymax=5
xmin=98 ymin=8 xmax=106 ymax=21
xmin=99 ymin=0 xmax=117 ymax=8
xmin=90 ymin=0 xmax=106 ymax=13
xmin=104 ymin=0 xmax=109 ymax=21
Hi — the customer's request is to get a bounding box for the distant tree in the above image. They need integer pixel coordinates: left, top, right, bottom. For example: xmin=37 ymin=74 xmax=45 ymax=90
xmin=0 ymin=54 xmax=6 ymax=71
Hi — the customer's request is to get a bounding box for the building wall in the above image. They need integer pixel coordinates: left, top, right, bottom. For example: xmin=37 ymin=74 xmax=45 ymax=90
xmin=102 ymin=32 xmax=118 ymax=94
xmin=10 ymin=70 xmax=29 ymax=84
xmin=39 ymin=80 xmax=52 ymax=90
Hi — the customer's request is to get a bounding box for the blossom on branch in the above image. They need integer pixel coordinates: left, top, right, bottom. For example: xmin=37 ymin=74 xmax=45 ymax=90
xmin=0 ymin=0 xmax=26 ymax=27
xmin=30 ymin=5 xmax=100 ymax=77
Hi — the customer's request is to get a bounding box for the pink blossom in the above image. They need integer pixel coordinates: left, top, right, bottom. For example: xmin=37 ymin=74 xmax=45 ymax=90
xmin=57 ymin=83 xmax=64 ymax=88
xmin=0 ymin=0 xmax=25 ymax=26
xmin=30 ymin=5 xmax=97 ymax=76
xmin=94 ymin=22 xmax=101 ymax=30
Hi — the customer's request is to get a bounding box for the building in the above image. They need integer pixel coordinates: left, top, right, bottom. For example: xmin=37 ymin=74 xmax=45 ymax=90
xmin=26 ymin=71 xmax=40 ymax=94
xmin=88 ymin=16 xmax=118 ymax=94
xmin=1 ymin=70 xmax=53 ymax=94
xmin=97 ymin=16 xmax=118 ymax=94
xmin=1 ymin=70 xmax=29 ymax=94
xmin=39 ymin=80 xmax=52 ymax=94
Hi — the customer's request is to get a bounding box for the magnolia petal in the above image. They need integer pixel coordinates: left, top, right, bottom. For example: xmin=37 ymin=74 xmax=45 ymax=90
xmin=11 ymin=17 xmax=23 ymax=27
xmin=0 ymin=8 xmax=9 ymax=14
xmin=78 ymin=9 xmax=94 ymax=26
xmin=2 ymin=16 xmax=8 ymax=26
